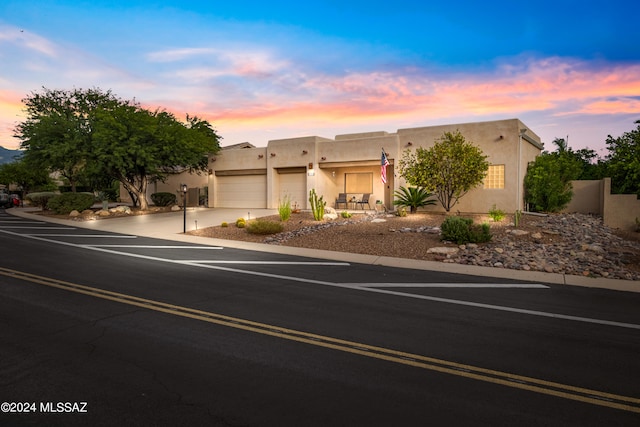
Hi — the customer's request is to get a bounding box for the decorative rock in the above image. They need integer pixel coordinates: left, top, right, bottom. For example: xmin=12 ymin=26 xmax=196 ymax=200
xmin=427 ymin=247 xmax=459 ymax=255
xmin=97 ymin=209 xmax=111 ymax=216
xmin=371 ymin=218 xmax=387 ymax=223
xmin=171 ymin=205 xmax=181 ymax=211
xmin=261 ymin=212 xmax=640 ymax=281
xmin=586 ymin=244 xmax=605 ymax=253
xmin=69 ymin=210 xmax=80 ymax=217
xmin=110 ymin=205 xmax=132 ymax=214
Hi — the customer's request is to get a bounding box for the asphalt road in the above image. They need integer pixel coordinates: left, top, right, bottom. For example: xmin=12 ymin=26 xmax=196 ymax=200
xmin=1 ymin=209 xmax=639 ymax=426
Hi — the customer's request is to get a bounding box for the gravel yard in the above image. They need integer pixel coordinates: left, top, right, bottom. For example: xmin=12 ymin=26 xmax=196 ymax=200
xmin=188 ymin=211 xmax=640 ymax=281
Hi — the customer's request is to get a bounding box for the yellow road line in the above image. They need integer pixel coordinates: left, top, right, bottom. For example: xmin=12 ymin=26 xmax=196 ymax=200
xmin=2 ymin=266 xmax=639 ymax=413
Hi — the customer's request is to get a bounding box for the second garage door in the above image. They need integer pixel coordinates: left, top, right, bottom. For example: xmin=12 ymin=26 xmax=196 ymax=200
xmin=278 ymin=171 xmax=307 ymax=210
xmin=215 ymin=174 xmax=267 ymax=208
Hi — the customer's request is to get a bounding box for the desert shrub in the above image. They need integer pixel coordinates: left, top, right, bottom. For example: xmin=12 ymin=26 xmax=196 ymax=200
xmin=236 ymin=218 xmax=246 ymax=228
xmin=393 ymin=186 xmax=436 ymax=213
xmin=441 ymin=216 xmax=492 ymax=244
xmin=221 ymin=222 xmax=228 ymax=228
xmin=396 ymin=207 xmax=407 ymax=217
xmin=48 ymin=192 xmax=95 ymax=214
xmin=341 ymin=211 xmax=352 ymax=218
xmin=278 ymin=196 xmax=292 ymax=221
xmin=151 ymin=192 xmax=177 ymax=207
xmin=246 ymin=219 xmax=285 ymax=235
xmin=488 ymin=204 xmax=505 ymax=222
xmin=25 ymin=192 xmax=58 ymax=210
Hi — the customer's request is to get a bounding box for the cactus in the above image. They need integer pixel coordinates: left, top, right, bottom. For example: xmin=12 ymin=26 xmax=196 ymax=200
xmin=309 ymin=189 xmax=326 ymax=221
xmin=514 ymin=210 xmax=522 ymax=228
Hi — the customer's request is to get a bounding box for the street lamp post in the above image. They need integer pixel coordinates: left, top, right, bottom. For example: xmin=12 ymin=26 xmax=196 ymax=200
xmin=181 ymin=184 xmax=188 ymax=233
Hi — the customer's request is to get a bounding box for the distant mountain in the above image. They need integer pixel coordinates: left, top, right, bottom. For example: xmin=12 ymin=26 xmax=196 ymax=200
xmin=0 ymin=147 xmax=22 ymax=165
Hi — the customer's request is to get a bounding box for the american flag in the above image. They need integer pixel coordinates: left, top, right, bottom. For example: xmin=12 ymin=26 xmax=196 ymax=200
xmin=381 ymin=150 xmax=390 ymax=184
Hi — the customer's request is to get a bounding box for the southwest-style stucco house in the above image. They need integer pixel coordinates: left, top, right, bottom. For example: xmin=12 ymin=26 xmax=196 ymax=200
xmin=206 ymin=118 xmax=543 ymax=213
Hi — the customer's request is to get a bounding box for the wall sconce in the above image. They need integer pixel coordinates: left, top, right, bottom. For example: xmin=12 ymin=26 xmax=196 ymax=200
xmin=302 ymin=150 xmax=308 ymax=155
xmin=210 ymin=157 xmax=217 ymax=162
xmin=499 ymin=135 xmax=504 ymax=140
xmin=407 ymin=141 xmax=413 ymax=146
xmin=332 ymin=171 xmax=336 ymax=178
xmin=308 ymin=163 xmax=313 ymax=169
xmin=270 ymin=153 xmax=276 ymax=157
xmin=258 ymin=154 xmax=264 ymax=158
xmin=321 ymin=156 xmax=326 ymax=161
xmin=208 ymin=169 xmax=213 ymax=175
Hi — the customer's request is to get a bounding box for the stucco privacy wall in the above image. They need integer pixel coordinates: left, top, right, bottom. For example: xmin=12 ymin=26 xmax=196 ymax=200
xmin=207 ymin=118 xmax=543 ymax=212
xmin=564 ymin=178 xmax=640 ymax=231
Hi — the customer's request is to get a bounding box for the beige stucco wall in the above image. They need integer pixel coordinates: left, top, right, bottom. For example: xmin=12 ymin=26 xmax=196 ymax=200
xmin=396 ymin=119 xmax=541 ymax=213
xmin=206 ymin=118 xmax=543 ymax=213
xmin=561 ymin=178 xmax=639 ymax=231
xmin=562 ymin=180 xmax=603 ymax=214
xmin=602 ymin=178 xmax=640 ymax=231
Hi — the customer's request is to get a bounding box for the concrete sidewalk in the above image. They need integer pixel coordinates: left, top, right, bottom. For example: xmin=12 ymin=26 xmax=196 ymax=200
xmin=8 ymin=207 xmax=640 ymax=293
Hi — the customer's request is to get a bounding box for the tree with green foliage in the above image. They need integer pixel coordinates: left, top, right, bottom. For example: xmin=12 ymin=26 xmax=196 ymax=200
xmin=16 ymin=87 xmax=118 ymax=192
xmin=0 ymin=157 xmax=55 ymax=199
xmin=399 ymin=130 xmax=489 ymax=212
xmin=551 ymin=138 xmax=606 ymax=180
xmin=14 ymin=87 xmax=221 ymax=209
xmin=90 ymin=103 xmax=220 ymax=210
xmin=604 ymin=120 xmax=640 ymax=196
xmin=523 ymin=150 xmax=582 ymax=212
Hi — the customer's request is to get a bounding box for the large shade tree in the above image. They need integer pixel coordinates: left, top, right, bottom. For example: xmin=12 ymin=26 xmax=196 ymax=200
xmin=399 ymin=130 xmax=489 ymax=212
xmin=15 ymin=88 xmax=114 ymax=192
xmin=14 ymin=87 xmax=221 ymax=209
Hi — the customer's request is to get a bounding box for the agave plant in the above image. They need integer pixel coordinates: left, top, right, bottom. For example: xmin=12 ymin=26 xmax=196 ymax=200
xmin=393 ymin=186 xmax=436 ymax=213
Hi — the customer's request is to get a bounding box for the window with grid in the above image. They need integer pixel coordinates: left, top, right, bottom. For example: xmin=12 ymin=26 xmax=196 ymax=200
xmin=483 ymin=165 xmax=505 ymax=189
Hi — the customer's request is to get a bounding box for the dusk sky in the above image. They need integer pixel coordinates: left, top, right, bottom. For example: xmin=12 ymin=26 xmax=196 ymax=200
xmin=1 ymin=0 xmax=639 ymax=155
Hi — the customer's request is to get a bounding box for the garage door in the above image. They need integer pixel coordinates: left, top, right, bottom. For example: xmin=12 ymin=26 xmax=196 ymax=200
xmin=278 ymin=172 xmax=307 ymax=210
xmin=215 ymin=175 xmax=267 ymax=208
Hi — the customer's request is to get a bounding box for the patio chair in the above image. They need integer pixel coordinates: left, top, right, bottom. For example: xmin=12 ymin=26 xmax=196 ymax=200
xmin=335 ymin=193 xmax=348 ymax=209
xmin=356 ymin=193 xmax=372 ymax=210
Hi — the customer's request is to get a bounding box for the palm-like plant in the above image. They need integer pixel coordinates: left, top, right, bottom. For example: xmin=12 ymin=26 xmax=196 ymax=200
xmin=393 ymin=186 xmax=436 ymax=213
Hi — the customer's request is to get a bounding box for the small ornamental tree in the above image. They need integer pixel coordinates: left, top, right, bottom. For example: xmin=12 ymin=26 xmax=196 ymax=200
xmin=399 ymin=130 xmax=489 ymax=212
xmin=524 ymin=151 xmax=581 ymax=212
